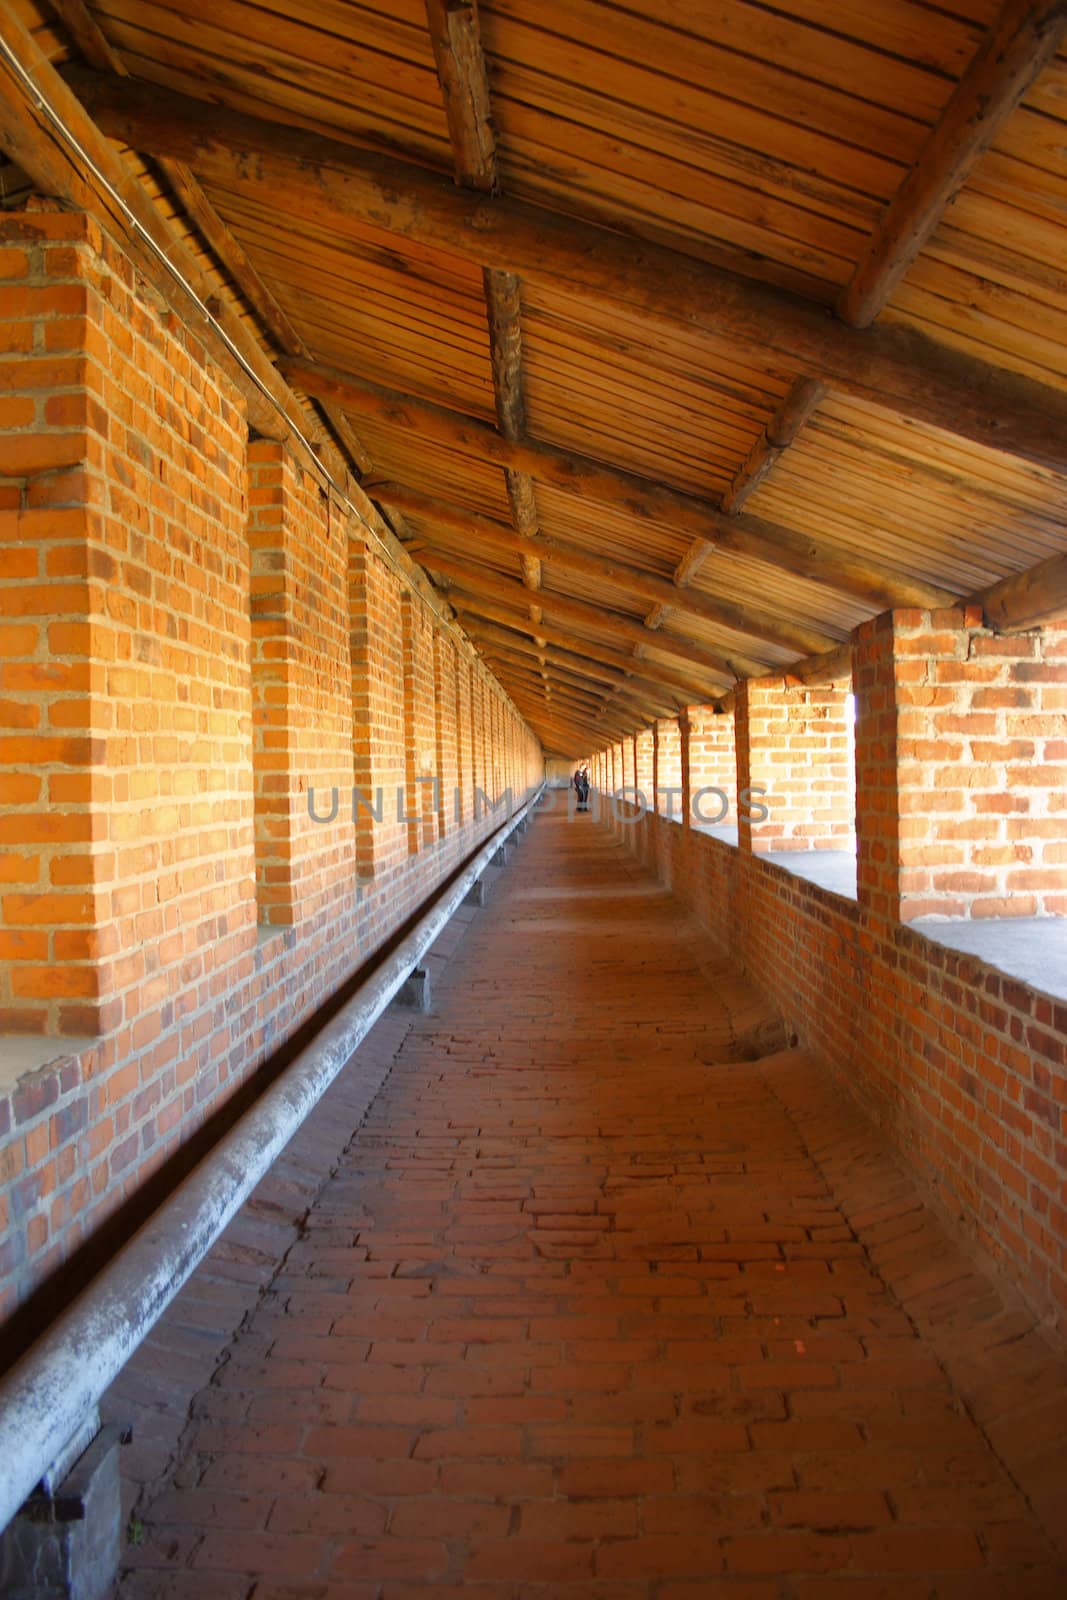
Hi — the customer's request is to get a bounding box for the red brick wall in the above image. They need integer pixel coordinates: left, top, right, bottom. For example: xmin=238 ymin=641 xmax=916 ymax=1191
xmin=0 ymin=212 xmax=543 ymax=1320
xmin=856 ymin=608 xmax=1067 ymax=921
xmin=737 ymin=675 xmax=853 ymax=853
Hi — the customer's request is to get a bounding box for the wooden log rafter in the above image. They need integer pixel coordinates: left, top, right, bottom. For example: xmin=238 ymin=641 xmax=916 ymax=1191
xmin=839 ymin=0 xmax=1067 ymax=329
xmin=423 ymin=0 xmax=496 ymax=191
xmin=484 ymin=269 xmax=544 ymax=597
xmin=480 ymin=647 xmax=669 ymax=723
xmin=418 ymin=551 xmax=749 ymax=682
xmin=448 ymin=595 xmax=727 ymax=700
xmin=462 ymin=619 xmax=693 ymax=707
xmin=376 ymin=483 xmax=837 ymax=657
xmin=652 ymin=375 xmax=828 ymax=634
xmin=501 ymin=687 xmax=612 ymax=747
xmin=297 ymin=362 xmax=953 ymax=613
xmin=491 ymin=666 xmax=647 ymax=734
xmin=424 ymin=0 xmax=545 ymax=665
xmin=978 ymin=549 xmax=1067 ymax=633
xmin=65 ymin=66 xmax=1067 ymax=473
xmin=721 ymin=378 xmax=828 ymax=516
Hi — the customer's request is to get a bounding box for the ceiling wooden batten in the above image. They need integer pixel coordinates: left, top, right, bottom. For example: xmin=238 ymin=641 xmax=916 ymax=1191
xmin=291 ymin=363 xmax=957 ymax=614
xmin=63 ymin=66 xmax=1067 ymax=475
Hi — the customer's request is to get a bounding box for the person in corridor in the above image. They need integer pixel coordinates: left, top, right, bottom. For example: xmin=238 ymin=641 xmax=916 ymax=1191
xmin=573 ymin=763 xmax=591 ymax=811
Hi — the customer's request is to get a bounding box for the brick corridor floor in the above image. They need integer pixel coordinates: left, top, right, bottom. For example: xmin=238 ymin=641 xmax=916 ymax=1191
xmin=116 ymin=809 xmax=1067 ymax=1597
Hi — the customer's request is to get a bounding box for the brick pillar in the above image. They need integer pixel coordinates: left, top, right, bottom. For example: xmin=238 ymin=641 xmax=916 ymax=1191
xmin=855 ymin=607 xmax=1067 ymax=923
xmin=634 ymin=728 xmax=654 ymax=809
xmin=401 ymin=594 xmax=438 ymax=853
xmin=433 ymin=632 xmax=458 ymax=838
xmin=679 ymin=713 xmax=692 ymax=833
xmin=617 ymin=737 xmax=630 ymax=798
xmin=248 ymin=442 xmax=354 ymax=928
xmin=0 ymin=208 xmax=247 ymax=1035
xmin=687 ymin=703 xmax=736 ymax=825
xmin=349 ymin=543 xmax=406 ymax=879
xmin=735 ymin=674 xmax=853 ymax=854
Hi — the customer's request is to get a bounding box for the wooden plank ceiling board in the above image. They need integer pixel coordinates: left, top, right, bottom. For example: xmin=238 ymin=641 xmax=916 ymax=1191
xmin=5 ymin=0 xmax=1067 ymax=755
xmin=478 ymin=0 xmax=982 ymax=297
xmin=93 ymin=0 xmax=452 ymax=164
xmin=887 ymin=50 xmax=1067 ymax=389
xmin=521 ymin=284 xmax=792 ymax=500
xmin=356 ymin=417 xmax=514 ymax=525
xmin=524 ymin=488 xmax=689 ymax=579
xmin=748 ymin=395 xmax=1067 ymax=594
xmin=202 ymin=184 xmax=495 ymax=418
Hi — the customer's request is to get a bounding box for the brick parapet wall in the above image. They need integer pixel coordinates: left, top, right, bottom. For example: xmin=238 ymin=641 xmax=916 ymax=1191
xmin=0 ymin=211 xmax=544 ymax=1320
xmin=604 ymin=804 xmax=1067 ymax=1329
xmin=855 ymin=608 xmax=1067 ymax=921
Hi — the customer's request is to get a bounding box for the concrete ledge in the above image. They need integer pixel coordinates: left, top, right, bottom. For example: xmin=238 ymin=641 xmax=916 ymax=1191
xmin=0 ymin=1424 xmax=123 ymax=1600
xmin=392 ymin=967 xmax=432 ymax=1013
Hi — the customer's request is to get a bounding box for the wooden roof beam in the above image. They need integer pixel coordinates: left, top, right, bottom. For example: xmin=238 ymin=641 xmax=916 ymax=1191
xmin=423 ymin=0 xmax=496 ymax=191
xmin=301 ymin=365 xmax=952 ymax=612
xmin=66 ymin=66 xmax=1067 ymax=472
xmin=462 ymin=619 xmax=690 ymax=708
xmin=377 ymin=484 xmax=837 ymax=657
xmin=978 ymin=549 xmax=1067 ymax=632
xmin=721 ymin=378 xmax=827 ymax=515
xmin=492 ymin=670 xmax=640 ymax=736
xmin=447 ymin=595 xmax=727 ymax=700
xmin=660 ymin=375 xmax=828 ymax=623
xmin=466 ymin=621 xmax=659 ymax=690
xmin=477 ymin=639 xmax=629 ymax=698
xmin=484 ymin=270 xmax=543 ymax=594
xmin=480 ymin=647 xmax=669 ymax=723
xmin=421 ymin=553 xmax=746 ymax=682
xmin=423 ymin=4 xmax=543 ymax=606
xmin=501 ymin=689 xmax=618 ymax=747
xmin=840 ymin=0 xmax=1067 ymax=329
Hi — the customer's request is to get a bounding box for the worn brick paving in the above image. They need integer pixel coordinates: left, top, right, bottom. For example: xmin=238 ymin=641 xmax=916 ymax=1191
xmin=116 ymin=809 xmax=1067 ymax=1597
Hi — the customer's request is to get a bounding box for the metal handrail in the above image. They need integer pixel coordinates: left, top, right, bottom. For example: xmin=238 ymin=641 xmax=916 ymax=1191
xmin=0 ymin=788 xmax=542 ymax=1532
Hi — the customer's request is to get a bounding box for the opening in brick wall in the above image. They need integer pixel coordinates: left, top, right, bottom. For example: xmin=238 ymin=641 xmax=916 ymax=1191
xmin=739 ymin=673 xmax=857 ymax=898
xmin=688 ymin=703 xmax=738 ymax=844
xmin=855 ymin=609 xmax=1067 ymax=994
xmin=654 ymin=719 xmax=684 ymax=821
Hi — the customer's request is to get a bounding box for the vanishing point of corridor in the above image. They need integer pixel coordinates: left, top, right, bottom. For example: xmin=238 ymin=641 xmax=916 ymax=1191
xmin=117 ymin=810 xmax=1067 ymax=1597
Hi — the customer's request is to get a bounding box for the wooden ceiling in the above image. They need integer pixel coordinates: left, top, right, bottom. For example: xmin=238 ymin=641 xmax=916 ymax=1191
xmin=2 ymin=0 xmax=1067 ymax=756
